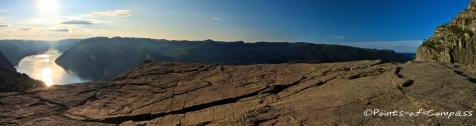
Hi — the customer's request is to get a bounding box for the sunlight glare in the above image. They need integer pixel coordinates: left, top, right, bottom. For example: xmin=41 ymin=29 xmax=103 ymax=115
xmin=41 ymin=68 xmax=53 ymax=86
xmin=42 ymin=59 xmax=50 ymax=62
xmin=38 ymin=54 xmax=49 ymax=58
xmin=36 ymin=0 xmax=59 ymax=15
xmin=68 ymin=27 xmax=73 ymax=33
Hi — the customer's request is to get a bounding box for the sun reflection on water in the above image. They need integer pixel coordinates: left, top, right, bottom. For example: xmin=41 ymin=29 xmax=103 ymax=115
xmin=42 ymin=59 xmax=50 ymax=62
xmin=38 ymin=54 xmax=49 ymax=58
xmin=41 ymin=68 xmax=53 ymax=86
xmin=17 ymin=49 xmax=91 ymax=86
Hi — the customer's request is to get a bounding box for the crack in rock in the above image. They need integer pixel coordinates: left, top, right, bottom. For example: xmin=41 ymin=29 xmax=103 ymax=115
xmin=80 ymin=87 xmax=271 ymax=124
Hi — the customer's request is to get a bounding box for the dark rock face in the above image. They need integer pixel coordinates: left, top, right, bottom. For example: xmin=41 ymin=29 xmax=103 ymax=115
xmin=175 ymin=42 xmax=411 ymax=64
xmin=56 ymin=37 xmax=412 ymax=81
xmin=416 ymin=0 xmax=476 ymax=64
xmin=0 ymin=51 xmax=16 ymax=72
xmin=0 ymin=40 xmax=50 ymax=66
xmin=0 ymin=51 xmax=45 ymax=93
xmin=2 ymin=60 xmax=475 ymax=125
xmin=56 ymin=37 xmax=173 ymax=80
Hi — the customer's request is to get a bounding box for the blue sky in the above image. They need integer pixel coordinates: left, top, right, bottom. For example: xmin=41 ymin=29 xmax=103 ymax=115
xmin=0 ymin=0 xmax=471 ymax=52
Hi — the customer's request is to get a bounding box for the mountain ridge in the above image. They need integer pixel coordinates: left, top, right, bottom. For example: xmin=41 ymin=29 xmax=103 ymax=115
xmin=0 ymin=40 xmax=50 ymax=66
xmin=55 ymin=37 xmax=412 ymax=81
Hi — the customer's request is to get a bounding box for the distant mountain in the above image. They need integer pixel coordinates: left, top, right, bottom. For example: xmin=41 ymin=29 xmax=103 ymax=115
xmin=0 ymin=51 xmax=44 ymax=93
xmin=172 ymin=42 xmax=412 ymax=64
xmin=56 ymin=37 xmax=173 ymax=80
xmin=55 ymin=39 xmax=81 ymax=52
xmin=56 ymin=37 xmax=412 ymax=81
xmin=397 ymin=52 xmax=416 ymax=60
xmin=0 ymin=40 xmax=50 ymax=66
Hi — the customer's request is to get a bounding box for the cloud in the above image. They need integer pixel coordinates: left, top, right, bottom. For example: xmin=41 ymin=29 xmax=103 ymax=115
xmin=334 ymin=36 xmax=345 ymax=39
xmin=0 ymin=17 xmax=3 ymax=22
xmin=338 ymin=40 xmax=422 ymax=53
xmin=19 ymin=28 xmax=31 ymax=31
xmin=90 ymin=10 xmax=132 ymax=17
xmin=21 ymin=18 xmax=61 ymax=25
xmin=211 ymin=18 xmax=220 ymax=20
xmin=61 ymin=20 xmax=92 ymax=24
xmin=0 ymin=24 xmax=8 ymax=27
xmin=16 ymin=28 xmax=43 ymax=32
xmin=16 ymin=27 xmax=69 ymax=33
xmin=0 ymin=9 xmax=6 ymax=12
xmin=43 ymin=29 xmax=70 ymax=32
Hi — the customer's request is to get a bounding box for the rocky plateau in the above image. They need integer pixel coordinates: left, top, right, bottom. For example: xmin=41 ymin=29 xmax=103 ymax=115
xmin=1 ymin=60 xmax=475 ymax=125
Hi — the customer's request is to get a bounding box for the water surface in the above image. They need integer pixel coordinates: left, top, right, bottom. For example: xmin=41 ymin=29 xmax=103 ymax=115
xmin=15 ymin=49 xmax=92 ymax=86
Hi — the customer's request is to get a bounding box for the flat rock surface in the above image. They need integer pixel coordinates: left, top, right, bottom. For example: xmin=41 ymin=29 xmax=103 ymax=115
xmin=1 ymin=60 xmax=476 ymax=125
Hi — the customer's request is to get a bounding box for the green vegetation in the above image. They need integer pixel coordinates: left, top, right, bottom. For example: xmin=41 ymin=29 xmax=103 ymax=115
xmin=422 ymin=39 xmax=436 ymax=48
xmin=438 ymin=23 xmax=473 ymax=36
xmin=422 ymin=39 xmax=445 ymax=52
xmin=420 ymin=22 xmax=470 ymax=53
xmin=0 ymin=69 xmax=45 ymax=93
xmin=435 ymin=46 xmax=445 ymax=52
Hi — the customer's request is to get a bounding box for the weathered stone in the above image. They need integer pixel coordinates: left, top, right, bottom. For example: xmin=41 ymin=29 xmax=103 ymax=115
xmin=1 ymin=60 xmax=475 ymax=125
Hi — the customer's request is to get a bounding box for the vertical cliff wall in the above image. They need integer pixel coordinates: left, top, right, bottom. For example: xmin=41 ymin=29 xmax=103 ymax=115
xmin=415 ymin=0 xmax=476 ymax=64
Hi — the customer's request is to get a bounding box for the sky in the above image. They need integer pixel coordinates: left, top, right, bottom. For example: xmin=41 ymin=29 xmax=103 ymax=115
xmin=0 ymin=0 xmax=472 ymax=52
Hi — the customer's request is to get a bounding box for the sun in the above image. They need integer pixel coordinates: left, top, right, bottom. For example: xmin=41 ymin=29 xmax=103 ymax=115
xmin=36 ymin=0 xmax=59 ymax=15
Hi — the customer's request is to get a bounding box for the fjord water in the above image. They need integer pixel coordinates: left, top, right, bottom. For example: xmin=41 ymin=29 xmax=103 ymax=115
xmin=14 ymin=48 xmax=92 ymax=86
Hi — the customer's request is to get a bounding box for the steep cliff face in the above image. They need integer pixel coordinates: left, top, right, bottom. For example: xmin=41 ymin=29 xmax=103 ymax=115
xmin=415 ymin=0 xmax=476 ymax=64
xmin=0 ymin=51 xmax=16 ymax=72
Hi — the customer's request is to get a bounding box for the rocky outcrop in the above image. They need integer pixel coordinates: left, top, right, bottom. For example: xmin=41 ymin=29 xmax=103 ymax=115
xmin=0 ymin=51 xmax=16 ymax=72
xmin=1 ymin=60 xmax=475 ymax=125
xmin=416 ymin=0 xmax=476 ymax=64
